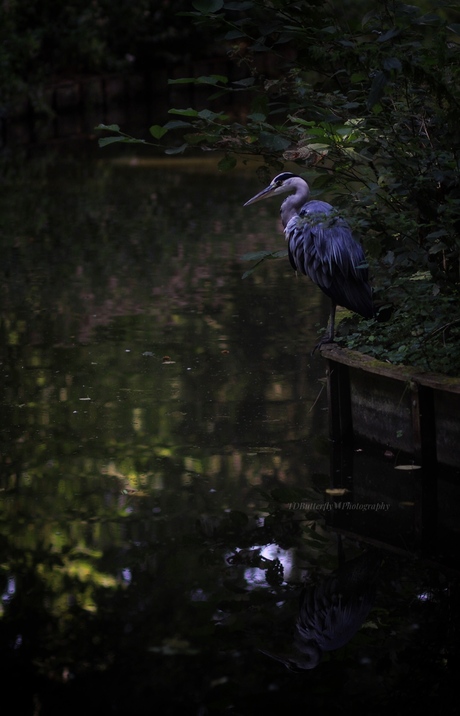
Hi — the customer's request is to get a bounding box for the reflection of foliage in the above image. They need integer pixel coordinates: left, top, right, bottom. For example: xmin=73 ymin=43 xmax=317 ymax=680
xmin=1 ymin=148 xmax=459 ymax=713
xmin=0 ymin=0 xmax=210 ymax=110
xmin=0 ymin=148 xmax=328 ymax=507
xmin=0 ymin=147 xmax=329 ymax=706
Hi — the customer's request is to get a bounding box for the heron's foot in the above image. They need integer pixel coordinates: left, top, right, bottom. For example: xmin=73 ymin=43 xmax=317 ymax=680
xmin=311 ymin=334 xmax=334 ymax=356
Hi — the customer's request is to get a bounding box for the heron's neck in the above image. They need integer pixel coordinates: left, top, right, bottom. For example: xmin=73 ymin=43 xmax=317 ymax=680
xmin=280 ymin=185 xmax=309 ymax=228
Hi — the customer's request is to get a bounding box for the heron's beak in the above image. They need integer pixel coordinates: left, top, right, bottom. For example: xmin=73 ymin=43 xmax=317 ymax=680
xmin=259 ymin=648 xmax=291 ymax=666
xmin=258 ymin=649 xmax=311 ymax=672
xmin=243 ymin=184 xmax=276 ymax=206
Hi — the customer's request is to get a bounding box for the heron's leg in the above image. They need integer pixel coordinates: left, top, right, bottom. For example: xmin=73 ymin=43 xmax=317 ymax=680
xmin=312 ymin=302 xmax=336 ymax=354
xmin=328 ymin=302 xmax=336 ymax=342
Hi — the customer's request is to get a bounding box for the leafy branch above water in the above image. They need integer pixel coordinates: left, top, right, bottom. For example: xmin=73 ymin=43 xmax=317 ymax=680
xmin=97 ymin=1 xmax=460 ymax=375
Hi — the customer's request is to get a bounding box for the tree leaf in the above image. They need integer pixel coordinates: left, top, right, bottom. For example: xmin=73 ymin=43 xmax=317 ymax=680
xmin=224 ymin=1 xmax=253 ymax=9
xmin=287 ymin=115 xmax=317 ymax=127
xmin=367 ymin=71 xmax=387 ymax=109
xmin=168 ymin=78 xmax=196 ymax=85
xmin=198 ymin=108 xmax=228 ymax=121
xmin=258 ymin=132 xmax=291 ymax=151
xmin=247 ymin=112 xmax=267 ymax=122
xmin=377 ymin=27 xmax=400 ymax=42
xmin=306 ymin=142 xmax=330 ymax=152
xmin=415 ymin=13 xmax=441 ymax=26
xmin=163 ymin=120 xmax=191 ymax=130
xmin=168 ymin=108 xmax=199 ymax=117
xmin=225 ymin=29 xmax=247 ymax=39
xmin=164 ymin=144 xmax=188 ymax=155
xmin=240 ymin=249 xmax=287 ymax=278
xmin=95 ymin=123 xmax=121 ymax=132
xmin=196 ymin=75 xmax=228 ymax=85
xmin=383 ymin=57 xmax=402 ymax=72
xmin=149 ymin=125 xmax=168 ymax=140
xmin=192 ymin=0 xmax=224 ymax=12
xmin=98 ymin=136 xmax=145 ymax=147
xmin=218 ymin=154 xmax=237 ymax=171
xmin=232 ymin=77 xmax=255 ymax=87
xmin=241 ymin=251 xmax=269 ymax=261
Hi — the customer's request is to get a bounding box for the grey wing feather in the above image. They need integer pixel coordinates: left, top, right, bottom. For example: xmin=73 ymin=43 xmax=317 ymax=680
xmin=286 ymin=205 xmax=374 ymax=319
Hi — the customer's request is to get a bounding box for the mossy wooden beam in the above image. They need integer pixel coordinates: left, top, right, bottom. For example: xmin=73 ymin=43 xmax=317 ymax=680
xmin=320 ymin=344 xmax=460 ymax=394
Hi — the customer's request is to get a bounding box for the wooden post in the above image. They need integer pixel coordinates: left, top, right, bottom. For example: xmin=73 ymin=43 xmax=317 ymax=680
xmin=326 ymin=359 xmax=355 ymax=526
xmin=326 ymin=360 xmax=353 ymax=443
xmin=410 ymin=381 xmax=438 ymax=549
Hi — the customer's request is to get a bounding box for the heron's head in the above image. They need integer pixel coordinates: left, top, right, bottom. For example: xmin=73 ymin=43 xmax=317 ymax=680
xmin=243 ymin=172 xmax=309 ymax=206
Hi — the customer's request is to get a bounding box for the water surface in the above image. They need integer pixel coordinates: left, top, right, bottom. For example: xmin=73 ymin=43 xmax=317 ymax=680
xmin=0 ymin=144 xmax=458 ymax=715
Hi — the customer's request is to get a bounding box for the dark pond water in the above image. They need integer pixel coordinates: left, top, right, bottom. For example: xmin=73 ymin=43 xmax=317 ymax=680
xmin=0 ymin=143 xmax=459 ymax=715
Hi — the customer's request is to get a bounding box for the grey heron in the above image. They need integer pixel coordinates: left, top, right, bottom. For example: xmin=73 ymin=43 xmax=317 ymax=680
xmin=244 ymin=172 xmax=374 ymax=350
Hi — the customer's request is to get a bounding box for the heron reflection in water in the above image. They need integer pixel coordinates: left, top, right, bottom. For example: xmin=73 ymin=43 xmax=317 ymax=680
xmin=244 ymin=173 xmax=374 ymax=350
xmin=261 ymin=542 xmax=381 ymax=670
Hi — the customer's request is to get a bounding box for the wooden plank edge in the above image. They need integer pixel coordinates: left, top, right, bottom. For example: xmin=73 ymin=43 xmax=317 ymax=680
xmin=319 ymin=344 xmax=460 ymax=394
